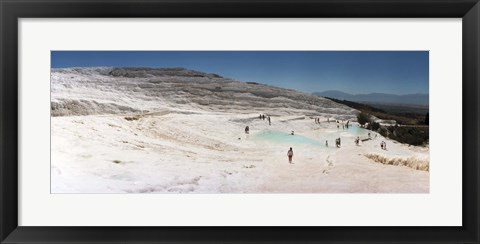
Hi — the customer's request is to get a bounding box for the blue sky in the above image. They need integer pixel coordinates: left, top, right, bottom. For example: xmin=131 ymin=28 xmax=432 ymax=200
xmin=51 ymin=51 xmax=428 ymax=95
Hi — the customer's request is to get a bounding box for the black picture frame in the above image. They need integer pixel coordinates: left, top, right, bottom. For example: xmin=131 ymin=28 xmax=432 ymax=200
xmin=1 ymin=0 xmax=479 ymax=243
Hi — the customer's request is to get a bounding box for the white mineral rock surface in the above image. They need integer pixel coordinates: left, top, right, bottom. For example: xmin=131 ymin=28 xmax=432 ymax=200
xmin=51 ymin=67 xmax=429 ymax=193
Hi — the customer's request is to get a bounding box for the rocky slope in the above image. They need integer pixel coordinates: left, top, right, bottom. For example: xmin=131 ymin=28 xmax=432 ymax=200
xmin=51 ymin=67 xmax=357 ymax=119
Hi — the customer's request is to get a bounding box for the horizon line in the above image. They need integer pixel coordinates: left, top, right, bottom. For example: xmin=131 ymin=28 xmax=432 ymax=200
xmin=51 ymin=66 xmax=428 ymax=96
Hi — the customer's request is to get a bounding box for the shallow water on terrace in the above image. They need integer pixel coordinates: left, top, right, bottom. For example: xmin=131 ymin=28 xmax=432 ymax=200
xmin=345 ymin=125 xmax=370 ymax=137
xmin=253 ymin=130 xmax=324 ymax=147
xmin=252 ymin=125 xmax=372 ymax=148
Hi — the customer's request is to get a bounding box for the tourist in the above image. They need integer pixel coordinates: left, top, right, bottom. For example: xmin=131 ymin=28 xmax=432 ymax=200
xmin=287 ymin=147 xmax=294 ymax=164
xmin=245 ymin=126 xmax=249 ymax=134
xmin=326 ymin=140 xmax=328 ymax=147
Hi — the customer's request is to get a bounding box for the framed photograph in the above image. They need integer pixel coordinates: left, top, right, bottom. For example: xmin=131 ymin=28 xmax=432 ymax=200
xmin=1 ymin=0 xmax=478 ymax=243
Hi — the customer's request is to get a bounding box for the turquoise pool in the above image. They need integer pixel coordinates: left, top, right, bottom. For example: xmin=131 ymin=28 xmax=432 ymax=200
xmin=345 ymin=125 xmax=371 ymax=137
xmin=253 ymin=130 xmax=324 ymax=147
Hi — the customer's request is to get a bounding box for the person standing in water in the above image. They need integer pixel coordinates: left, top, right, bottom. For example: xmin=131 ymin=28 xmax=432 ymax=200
xmin=287 ymin=147 xmax=294 ymax=164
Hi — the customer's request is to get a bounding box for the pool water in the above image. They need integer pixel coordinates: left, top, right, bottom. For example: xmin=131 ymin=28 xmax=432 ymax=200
xmin=253 ymin=130 xmax=324 ymax=147
xmin=344 ymin=125 xmax=370 ymax=137
xmin=252 ymin=125 xmax=372 ymax=147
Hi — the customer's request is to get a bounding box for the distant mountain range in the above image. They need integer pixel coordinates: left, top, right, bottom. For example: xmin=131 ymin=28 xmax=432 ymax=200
xmin=313 ymin=90 xmax=429 ymax=106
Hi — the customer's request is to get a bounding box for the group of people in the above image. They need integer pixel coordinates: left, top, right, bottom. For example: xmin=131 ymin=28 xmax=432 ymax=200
xmin=288 ymin=136 xmax=388 ymax=163
xmin=243 ymin=116 xmax=388 ymax=164
xmin=336 ymin=120 xmax=350 ymax=130
xmin=259 ymin=114 xmax=271 ymax=125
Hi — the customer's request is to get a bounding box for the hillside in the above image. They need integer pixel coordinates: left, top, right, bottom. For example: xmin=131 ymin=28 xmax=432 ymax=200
xmin=314 ymin=90 xmax=429 ymax=106
xmin=51 ymin=67 xmax=357 ymax=119
xmin=323 ymin=97 xmax=428 ymax=125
